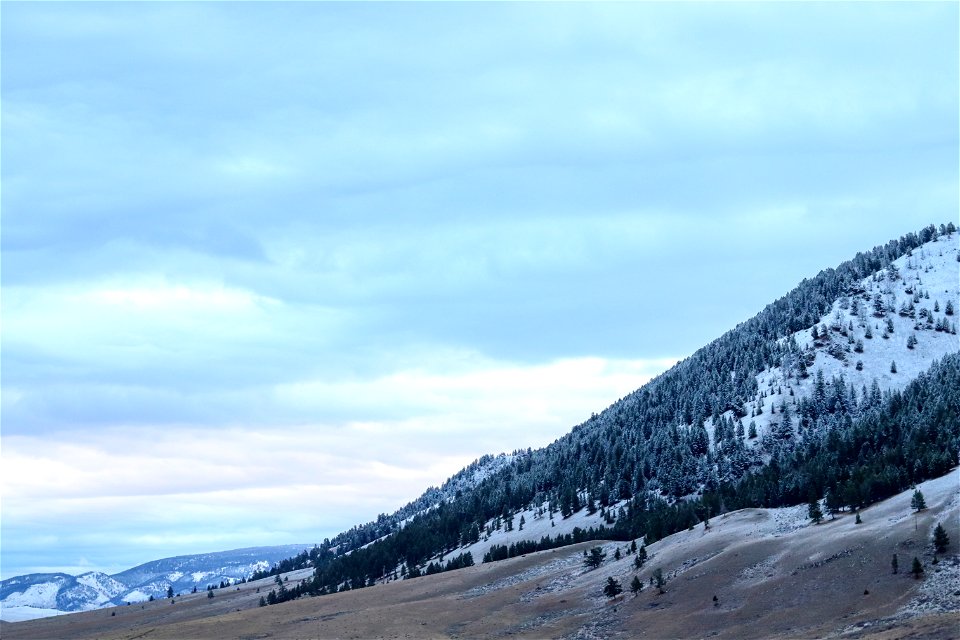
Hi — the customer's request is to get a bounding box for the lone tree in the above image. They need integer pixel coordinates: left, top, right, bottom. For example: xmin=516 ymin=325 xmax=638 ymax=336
xmin=911 ymin=489 xmax=927 ymax=512
xmin=808 ymin=498 xmax=824 ymax=524
xmin=166 ymin=586 xmax=174 ymax=599
xmin=584 ymin=546 xmax=606 ymax=570
xmin=603 ymin=577 xmax=623 ymax=599
xmin=911 ymin=556 xmax=923 ymax=579
xmin=933 ymin=522 xmax=950 ymax=553
xmin=652 ymin=567 xmax=666 ymax=594
xmin=630 ymin=575 xmax=643 ymax=596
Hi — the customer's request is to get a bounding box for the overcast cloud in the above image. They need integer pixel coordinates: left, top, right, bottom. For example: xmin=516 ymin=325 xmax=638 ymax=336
xmin=2 ymin=2 xmax=957 ymax=578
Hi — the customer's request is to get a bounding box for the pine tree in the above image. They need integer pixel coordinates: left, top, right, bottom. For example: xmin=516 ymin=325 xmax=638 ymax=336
xmin=911 ymin=556 xmax=923 ymax=579
xmin=603 ymin=577 xmax=623 ymax=599
xmin=911 ymin=489 xmax=927 ymax=511
xmin=584 ymin=546 xmax=606 ymax=569
xmin=166 ymin=586 xmax=174 ymax=599
xmin=635 ymin=544 xmax=648 ymax=568
xmin=824 ymin=488 xmax=843 ymax=519
xmin=630 ymin=575 xmax=643 ymax=596
xmin=808 ymin=498 xmax=823 ymax=524
xmin=653 ymin=568 xmax=666 ymax=594
xmin=890 ymin=360 xmax=897 ymax=374
xmin=933 ymin=523 xmax=950 ymax=553
xmin=891 ymin=553 xmax=898 ymax=574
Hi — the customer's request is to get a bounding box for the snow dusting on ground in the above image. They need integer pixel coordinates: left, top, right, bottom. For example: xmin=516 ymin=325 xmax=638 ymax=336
xmin=721 ymin=233 xmax=959 ymax=446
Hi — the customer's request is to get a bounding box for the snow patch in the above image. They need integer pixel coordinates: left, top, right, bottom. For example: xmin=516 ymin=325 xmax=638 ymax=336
xmin=1 ymin=582 xmax=60 ymax=609
xmin=121 ymin=589 xmax=150 ymax=603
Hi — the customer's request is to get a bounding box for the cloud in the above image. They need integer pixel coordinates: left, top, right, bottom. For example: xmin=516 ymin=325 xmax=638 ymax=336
xmin=1 ymin=354 xmax=672 ymax=576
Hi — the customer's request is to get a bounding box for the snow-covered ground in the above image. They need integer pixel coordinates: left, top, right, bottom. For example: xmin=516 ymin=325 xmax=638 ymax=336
xmin=120 ymin=589 xmax=151 ymax=603
xmin=378 ymin=493 xmax=629 ymax=583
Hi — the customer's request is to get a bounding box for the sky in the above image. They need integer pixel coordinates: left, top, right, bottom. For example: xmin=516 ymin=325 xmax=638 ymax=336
xmin=1 ymin=2 xmax=957 ymax=580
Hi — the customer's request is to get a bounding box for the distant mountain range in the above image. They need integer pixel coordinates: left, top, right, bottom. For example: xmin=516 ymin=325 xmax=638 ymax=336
xmin=0 ymin=544 xmax=314 ymax=621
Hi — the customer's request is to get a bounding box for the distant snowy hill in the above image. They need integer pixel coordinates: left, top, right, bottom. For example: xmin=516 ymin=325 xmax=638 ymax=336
xmin=0 ymin=544 xmax=315 ymax=621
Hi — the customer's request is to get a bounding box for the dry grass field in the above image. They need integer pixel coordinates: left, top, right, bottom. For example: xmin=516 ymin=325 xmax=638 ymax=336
xmin=4 ymin=471 xmax=957 ymax=640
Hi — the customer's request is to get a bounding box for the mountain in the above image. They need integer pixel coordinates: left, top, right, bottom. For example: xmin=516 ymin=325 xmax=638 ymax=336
xmin=251 ymin=223 xmax=958 ymax=601
xmin=0 ymin=544 xmax=315 ymax=622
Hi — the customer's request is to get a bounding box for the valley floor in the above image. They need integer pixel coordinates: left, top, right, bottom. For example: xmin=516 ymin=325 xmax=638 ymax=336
xmin=4 ymin=470 xmax=958 ymax=640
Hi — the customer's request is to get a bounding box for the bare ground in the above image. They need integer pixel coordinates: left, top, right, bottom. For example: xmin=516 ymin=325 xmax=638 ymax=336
xmin=4 ymin=471 xmax=957 ymax=640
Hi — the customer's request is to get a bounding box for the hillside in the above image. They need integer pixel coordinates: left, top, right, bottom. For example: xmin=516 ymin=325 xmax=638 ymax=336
xmin=280 ymin=225 xmax=959 ymax=599
xmin=3 ymin=470 xmax=956 ymax=639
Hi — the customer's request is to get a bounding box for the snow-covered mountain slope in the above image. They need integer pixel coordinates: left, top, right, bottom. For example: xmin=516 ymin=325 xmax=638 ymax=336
xmin=55 ymin=572 xmax=127 ymax=611
xmin=0 ymin=575 xmax=69 ymax=610
xmin=357 ymin=232 xmax=960 ymax=584
xmin=392 ymin=234 xmax=960 ymax=574
xmin=0 ymin=544 xmax=316 ymax=621
xmin=721 ymin=233 xmax=958 ymax=447
xmin=0 ymin=572 xmax=126 ymax=622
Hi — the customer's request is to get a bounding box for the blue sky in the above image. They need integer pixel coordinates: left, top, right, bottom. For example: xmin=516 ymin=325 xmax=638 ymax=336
xmin=2 ymin=2 xmax=957 ymax=579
